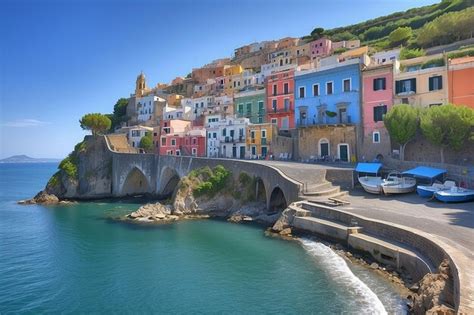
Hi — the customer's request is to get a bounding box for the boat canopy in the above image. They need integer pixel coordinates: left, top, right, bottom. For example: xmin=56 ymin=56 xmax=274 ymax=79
xmin=355 ymin=163 xmax=382 ymax=174
xmin=402 ymin=166 xmax=447 ymax=179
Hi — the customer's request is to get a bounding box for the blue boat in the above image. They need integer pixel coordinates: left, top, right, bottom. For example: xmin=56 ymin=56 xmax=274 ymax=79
xmin=434 ymin=188 xmax=474 ymax=203
xmin=402 ymin=166 xmax=448 ymax=198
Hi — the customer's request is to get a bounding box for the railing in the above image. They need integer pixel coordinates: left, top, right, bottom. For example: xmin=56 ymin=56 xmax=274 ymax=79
xmin=296 ymin=116 xmax=353 ymax=127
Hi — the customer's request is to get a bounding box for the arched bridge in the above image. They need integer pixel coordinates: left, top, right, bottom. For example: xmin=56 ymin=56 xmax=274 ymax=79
xmin=110 ymin=152 xmax=302 ymax=212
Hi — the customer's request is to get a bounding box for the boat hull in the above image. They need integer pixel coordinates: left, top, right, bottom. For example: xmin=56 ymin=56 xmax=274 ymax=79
xmin=358 ymin=176 xmax=382 ymax=194
xmin=417 ymin=185 xmax=437 ymax=198
xmin=434 ymin=190 xmax=474 ymax=203
xmin=381 ymin=177 xmax=416 ymax=194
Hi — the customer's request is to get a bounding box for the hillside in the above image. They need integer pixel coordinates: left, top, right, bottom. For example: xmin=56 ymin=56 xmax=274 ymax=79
xmin=304 ymin=0 xmax=474 ymax=50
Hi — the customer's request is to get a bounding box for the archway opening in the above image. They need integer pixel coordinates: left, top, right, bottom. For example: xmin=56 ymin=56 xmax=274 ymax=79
xmin=255 ymin=178 xmax=266 ymax=203
xmin=158 ymin=167 xmax=181 ymax=198
xmin=268 ymin=187 xmax=287 ymax=214
xmin=122 ymin=167 xmax=151 ymax=196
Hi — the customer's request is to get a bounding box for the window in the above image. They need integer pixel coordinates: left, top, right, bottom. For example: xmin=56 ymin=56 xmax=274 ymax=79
xmin=213 ymin=132 xmax=217 ymax=138
xmin=161 ymin=137 xmax=166 ymax=146
xmin=171 ymin=139 xmax=176 ymax=146
xmin=261 ymin=129 xmax=267 ymax=138
xmin=238 ymin=104 xmax=244 ymax=114
xmin=284 ymin=83 xmax=289 ymax=94
xmin=326 ymin=81 xmax=333 ymax=95
xmin=131 ymin=130 xmax=140 ymax=137
xmin=373 ymin=132 xmax=380 ymax=143
xmin=429 ymin=76 xmax=443 ymax=91
xmin=273 ymin=84 xmax=277 ymax=96
xmin=395 ymin=78 xmax=416 ymax=94
xmin=246 ymin=103 xmax=252 ymax=115
xmin=343 ymin=79 xmax=351 ymax=92
xmin=250 ymin=130 xmax=255 ymax=139
xmin=373 ymin=78 xmax=386 ymax=91
xmin=192 ymin=148 xmax=197 ymax=156
xmin=153 ymin=132 xmax=157 ymax=137
xmin=313 ymin=84 xmax=319 ymax=96
xmin=373 ymin=105 xmax=387 ymax=122
xmin=192 ymin=138 xmax=197 ymax=145
xmin=299 ymin=86 xmax=305 ymax=98
xmin=271 ymin=118 xmax=277 ymax=125
xmin=222 ymin=128 xmax=226 ymax=136
xmin=284 ymin=98 xmax=290 ymax=111
xmin=272 ymin=99 xmax=277 ymax=112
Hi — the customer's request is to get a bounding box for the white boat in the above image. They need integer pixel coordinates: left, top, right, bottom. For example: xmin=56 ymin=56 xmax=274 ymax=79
xmin=381 ymin=171 xmax=417 ymax=194
xmin=416 ymin=181 xmax=455 ymax=198
xmin=358 ymin=175 xmax=383 ymax=194
xmin=356 ymin=163 xmax=383 ymax=194
xmin=434 ymin=186 xmax=474 ymax=203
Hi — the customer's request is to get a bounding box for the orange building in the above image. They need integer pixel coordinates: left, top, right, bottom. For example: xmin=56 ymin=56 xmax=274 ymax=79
xmin=448 ymin=56 xmax=474 ymax=108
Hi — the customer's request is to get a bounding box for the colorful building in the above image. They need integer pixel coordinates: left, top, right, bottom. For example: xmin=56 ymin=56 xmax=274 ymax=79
xmin=448 ymin=56 xmax=474 ymax=108
xmin=246 ymin=123 xmax=274 ymax=158
xmin=234 ymin=89 xmax=266 ymax=123
xmin=265 ymin=69 xmax=295 ymax=131
xmin=158 ymin=119 xmax=206 ymax=157
xmin=294 ymin=58 xmax=363 ymax=162
xmin=218 ymin=116 xmax=249 ymax=159
xmin=394 ymin=54 xmax=448 ymax=107
xmin=310 ymin=38 xmax=332 ymax=59
xmin=360 ymin=63 xmax=394 ymax=161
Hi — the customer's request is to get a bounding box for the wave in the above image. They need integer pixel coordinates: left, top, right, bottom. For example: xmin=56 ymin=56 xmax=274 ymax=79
xmin=300 ymin=239 xmax=388 ymax=315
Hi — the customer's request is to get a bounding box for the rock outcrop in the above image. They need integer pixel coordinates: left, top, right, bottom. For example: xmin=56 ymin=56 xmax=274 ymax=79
xmin=18 ymin=190 xmax=60 ymax=205
xmin=45 ymin=136 xmax=113 ymax=199
xmin=411 ymin=259 xmax=455 ymax=315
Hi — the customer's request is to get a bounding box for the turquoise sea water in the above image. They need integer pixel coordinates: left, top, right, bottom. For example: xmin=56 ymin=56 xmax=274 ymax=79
xmin=0 ymin=163 xmax=406 ymax=314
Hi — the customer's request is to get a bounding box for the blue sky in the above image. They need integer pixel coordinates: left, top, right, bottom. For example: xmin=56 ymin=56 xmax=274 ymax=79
xmin=0 ymin=0 xmax=439 ymax=159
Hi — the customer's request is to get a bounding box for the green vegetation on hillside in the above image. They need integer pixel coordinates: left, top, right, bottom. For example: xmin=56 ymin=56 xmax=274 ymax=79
xmin=79 ymin=113 xmax=111 ymax=136
xmin=106 ymin=98 xmax=129 ymax=131
xmin=192 ymin=165 xmax=232 ymax=198
xmin=304 ymin=0 xmax=473 ymax=50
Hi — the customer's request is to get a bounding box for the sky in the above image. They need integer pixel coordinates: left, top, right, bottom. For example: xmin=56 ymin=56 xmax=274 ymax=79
xmin=0 ymin=0 xmax=439 ymax=159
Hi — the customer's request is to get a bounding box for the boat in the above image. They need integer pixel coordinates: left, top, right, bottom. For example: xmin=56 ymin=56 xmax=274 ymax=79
xmin=355 ymin=163 xmax=383 ymax=194
xmin=434 ymin=187 xmax=474 ymax=203
xmin=380 ymin=171 xmax=417 ymax=194
xmin=402 ymin=166 xmax=448 ymax=198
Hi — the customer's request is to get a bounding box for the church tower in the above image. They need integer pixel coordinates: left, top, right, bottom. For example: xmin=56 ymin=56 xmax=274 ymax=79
xmin=135 ymin=72 xmax=147 ymax=97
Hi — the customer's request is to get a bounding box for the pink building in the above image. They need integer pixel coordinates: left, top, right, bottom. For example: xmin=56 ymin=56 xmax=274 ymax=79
xmin=360 ymin=63 xmax=394 ymax=161
xmin=310 ymin=38 xmax=332 ymax=59
xmin=157 ymin=119 xmax=206 ymax=157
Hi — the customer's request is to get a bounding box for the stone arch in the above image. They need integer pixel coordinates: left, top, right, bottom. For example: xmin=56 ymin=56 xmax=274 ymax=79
xmin=268 ymin=186 xmax=287 ymax=214
xmin=157 ymin=166 xmax=181 ymax=197
xmin=121 ymin=167 xmax=152 ymax=196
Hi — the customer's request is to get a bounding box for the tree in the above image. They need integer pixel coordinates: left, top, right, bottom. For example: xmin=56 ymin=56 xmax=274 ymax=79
xmin=388 ymin=27 xmax=413 ymax=47
xmin=79 ymin=113 xmax=111 ymax=136
xmin=384 ymin=104 xmax=419 ymax=161
xmin=139 ymin=132 xmax=153 ymax=152
xmin=310 ymin=27 xmax=325 ymax=39
xmin=109 ymin=98 xmax=129 ymax=130
xmin=420 ymin=104 xmax=474 ymax=163
xmin=330 ymin=31 xmax=357 ymax=42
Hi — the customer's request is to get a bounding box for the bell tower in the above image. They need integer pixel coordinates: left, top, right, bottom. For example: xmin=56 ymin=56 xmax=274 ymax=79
xmin=135 ymin=72 xmax=147 ymax=97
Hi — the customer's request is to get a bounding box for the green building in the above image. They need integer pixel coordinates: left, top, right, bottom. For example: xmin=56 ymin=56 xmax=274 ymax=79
xmin=234 ymin=89 xmax=266 ymax=124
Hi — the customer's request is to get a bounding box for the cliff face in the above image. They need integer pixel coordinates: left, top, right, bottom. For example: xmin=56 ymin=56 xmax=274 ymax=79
xmin=46 ymin=136 xmax=113 ymax=199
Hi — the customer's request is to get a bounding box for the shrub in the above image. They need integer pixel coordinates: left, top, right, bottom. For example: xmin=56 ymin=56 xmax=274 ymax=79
xmin=47 ymin=171 xmax=61 ymax=188
xmin=447 ymin=49 xmax=474 ymax=60
xmin=421 ymin=58 xmax=445 ymax=69
xmin=192 ymin=165 xmax=232 ymax=198
xmin=400 ymin=47 xmax=425 ymax=60
xmin=59 ymin=156 xmax=78 ymax=179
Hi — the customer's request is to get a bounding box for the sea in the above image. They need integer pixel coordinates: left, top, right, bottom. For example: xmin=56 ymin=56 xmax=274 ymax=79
xmin=0 ymin=163 xmax=407 ymax=314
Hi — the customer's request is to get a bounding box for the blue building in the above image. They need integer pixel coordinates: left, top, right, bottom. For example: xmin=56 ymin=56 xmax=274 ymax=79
xmin=294 ymin=58 xmax=363 ymax=162
xmin=294 ymin=59 xmax=362 ymax=127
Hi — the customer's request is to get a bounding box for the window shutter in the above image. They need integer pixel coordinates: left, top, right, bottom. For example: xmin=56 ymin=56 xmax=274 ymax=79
xmin=438 ymin=76 xmax=443 ymax=90
xmin=395 ymin=81 xmax=401 ymax=94
xmin=412 ymin=79 xmax=417 ymax=93
xmin=429 ymin=77 xmax=433 ymax=91
xmin=373 ymin=79 xmax=377 ymax=91
xmin=382 ymin=78 xmax=386 ymax=90
xmin=373 ymin=107 xmax=377 ymax=122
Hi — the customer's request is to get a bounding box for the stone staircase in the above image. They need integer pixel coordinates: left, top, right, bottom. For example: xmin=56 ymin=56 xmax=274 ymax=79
xmin=106 ymin=134 xmax=138 ymax=153
xmin=287 ymin=201 xmax=435 ymax=282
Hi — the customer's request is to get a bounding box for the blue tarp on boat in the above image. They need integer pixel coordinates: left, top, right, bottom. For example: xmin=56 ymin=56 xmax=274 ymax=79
xmin=402 ymin=166 xmax=447 ymax=179
xmin=355 ymin=163 xmax=382 ymax=174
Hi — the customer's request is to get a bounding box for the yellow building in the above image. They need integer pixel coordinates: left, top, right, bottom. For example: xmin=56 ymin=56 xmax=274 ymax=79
xmin=246 ymin=123 xmax=275 ymax=158
xmin=166 ymin=93 xmax=184 ymax=106
xmin=394 ymin=54 xmax=448 ymax=107
xmin=224 ymin=64 xmax=243 ymax=76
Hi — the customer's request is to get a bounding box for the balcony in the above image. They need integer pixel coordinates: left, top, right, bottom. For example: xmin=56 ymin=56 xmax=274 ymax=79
xmin=297 ymin=115 xmax=353 ymax=127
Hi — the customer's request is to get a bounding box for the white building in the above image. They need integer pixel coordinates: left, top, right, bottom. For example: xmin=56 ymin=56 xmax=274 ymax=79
xmin=127 ymin=125 xmax=154 ymax=148
xmin=136 ymin=95 xmax=164 ymax=123
xmin=218 ymin=116 xmax=250 ymax=159
xmin=162 ymin=103 xmax=192 ymax=121
xmin=205 ymin=114 xmax=222 ymax=158
xmin=372 ymin=49 xmax=401 ymax=65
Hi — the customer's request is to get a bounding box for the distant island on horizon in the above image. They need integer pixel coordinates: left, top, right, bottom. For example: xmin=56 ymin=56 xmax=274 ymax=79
xmin=0 ymin=155 xmax=62 ymax=164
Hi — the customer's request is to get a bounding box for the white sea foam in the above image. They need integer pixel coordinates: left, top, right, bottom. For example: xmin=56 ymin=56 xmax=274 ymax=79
xmin=300 ymin=239 xmax=388 ymax=315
